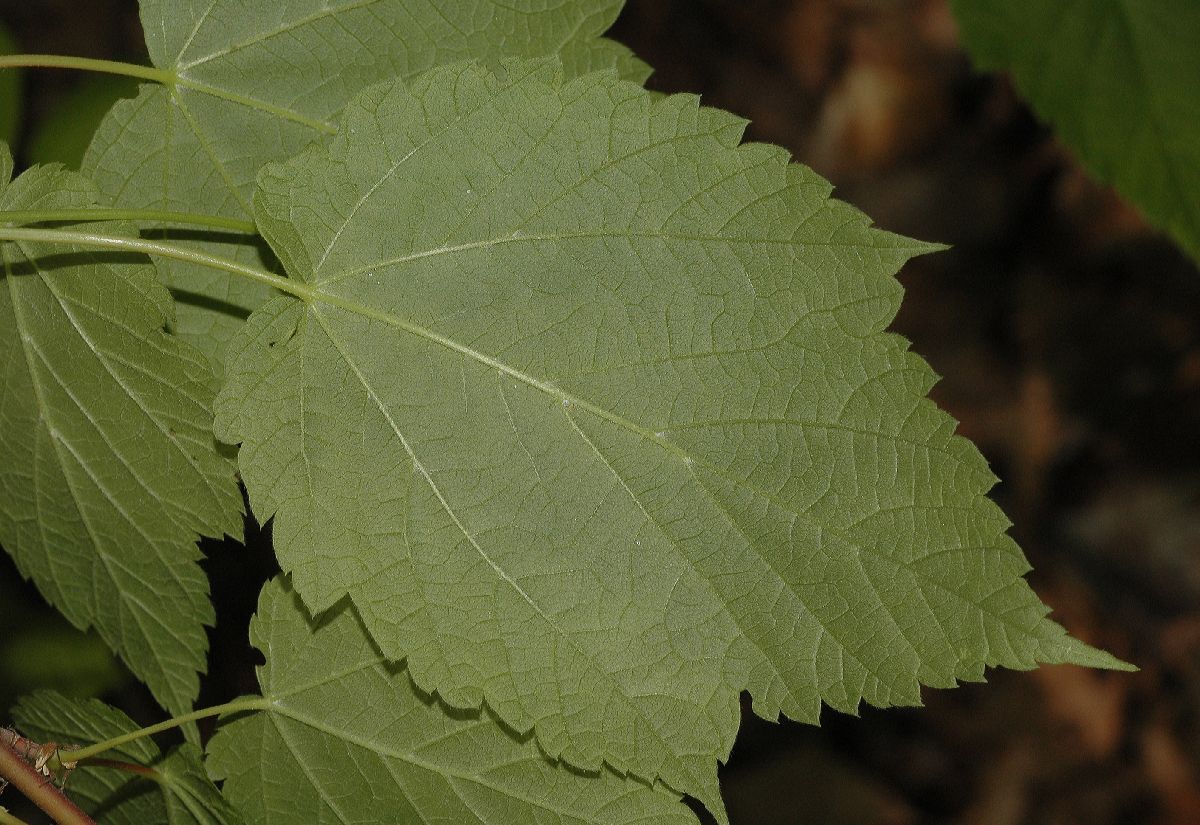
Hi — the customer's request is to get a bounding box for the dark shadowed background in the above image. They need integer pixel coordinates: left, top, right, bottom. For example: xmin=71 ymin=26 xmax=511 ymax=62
xmin=1 ymin=2 xmax=1198 ymax=823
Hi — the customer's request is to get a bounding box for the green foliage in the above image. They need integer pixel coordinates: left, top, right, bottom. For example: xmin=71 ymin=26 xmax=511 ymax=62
xmin=949 ymin=0 xmax=1200 ymax=263
xmin=0 ymin=145 xmax=242 ymax=717
xmin=13 ymin=691 xmax=241 ymax=825
xmin=208 ymin=577 xmax=693 ymax=825
xmin=214 ymin=59 xmax=1123 ymax=816
xmin=83 ymin=0 xmax=648 ymax=370
xmin=0 ymin=2 xmax=1136 ymax=823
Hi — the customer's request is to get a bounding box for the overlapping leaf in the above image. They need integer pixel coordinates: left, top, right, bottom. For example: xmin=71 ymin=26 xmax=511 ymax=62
xmin=949 ymin=0 xmax=1200 ymax=264
xmin=83 ymin=0 xmax=649 ymax=369
xmin=207 ymin=577 xmax=695 ymax=825
xmin=215 ymin=61 xmax=1128 ymax=820
xmin=12 ymin=691 xmax=242 ymax=825
xmin=0 ymin=145 xmax=242 ymax=716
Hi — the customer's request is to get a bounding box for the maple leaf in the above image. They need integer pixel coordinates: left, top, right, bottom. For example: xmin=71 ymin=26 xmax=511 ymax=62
xmin=213 ymin=61 xmax=1130 ymax=820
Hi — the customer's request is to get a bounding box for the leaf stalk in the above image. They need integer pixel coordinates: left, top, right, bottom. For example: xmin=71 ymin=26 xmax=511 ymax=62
xmin=76 ymin=758 xmax=160 ymax=781
xmin=63 ymin=697 xmax=270 ymax=763
xmin=0 ymin=208 xmax=258 ymax=234
xmin=0 ymin=226 xmax=313 ymax=303
xmin=0 ymin=54 xmax=171 ymax=85
xmin=0 ymin=54 xmax=337 ymax=134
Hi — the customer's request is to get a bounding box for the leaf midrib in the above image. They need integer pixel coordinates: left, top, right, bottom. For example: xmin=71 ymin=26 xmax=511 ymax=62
xmin=315 ymin=228 xmax=926 ymax=289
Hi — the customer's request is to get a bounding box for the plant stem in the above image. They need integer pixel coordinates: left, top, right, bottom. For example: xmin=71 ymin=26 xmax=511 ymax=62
xmin=0 ymin=738 xmax=94 ymax=825
xmin=0 ymin=226 xmax=313 ymax=302
xmin=78 ymin=758 xmax=159 ymax=781
xmin=63 ymin=697 xmax=270 ymax=763
xmin=0 ymin=54 xmax=337 ymax=134
xmin=0 ymin=808 xmax=33 ymax=825
xmin=0 ymin=54 xmax=171 ymax=85
xmin=0 ymin=208 xmax=258 ymax=234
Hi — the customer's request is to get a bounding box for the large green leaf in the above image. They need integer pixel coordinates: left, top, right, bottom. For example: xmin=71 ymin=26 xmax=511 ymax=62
xmin=12 ymin=691 xmax=242 ymax=825
xmin=83 ymin=0 xmax=648 ymax=370
xmin=949 ymin=0 xmax=1200 ymax=263
xmin=207 ymin=577 xmax=695 ymax=825
xmin=215 ymin=61 xmax=1127 ymax=820
xmin=0 ymin=145 xmax=242 ymax=716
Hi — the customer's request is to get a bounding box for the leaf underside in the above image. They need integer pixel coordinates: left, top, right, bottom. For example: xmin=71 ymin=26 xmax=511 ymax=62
xmin=12 ymin=691 xmax=242 ymax=825
xmin=949 ymin=0 xmax=1200 ymax=264
xmin=215 ymin=61 xmax=1127 ymax=820
xmin=208 ymin=577 xmax=694 ymax=825
xmin=0 ymin=145 xmax=242 ymax=716
xmin=83 ymin=0 xmax=649 ymax=370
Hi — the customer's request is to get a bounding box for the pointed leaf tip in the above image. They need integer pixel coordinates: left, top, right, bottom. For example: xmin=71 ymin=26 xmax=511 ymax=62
xmin=218 ymin=59 xmax=1122 ymax=817
xmin=1053 ymin=637 xmax=1137 ymax=673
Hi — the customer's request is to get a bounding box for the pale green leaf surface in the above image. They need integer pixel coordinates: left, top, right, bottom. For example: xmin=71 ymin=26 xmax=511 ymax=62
xmin=215 ymin=62 xmax=1126 ymax=819
xmin=949 ymin=0 xmax=1200 ymax=263
xmin=157 ymin=746 xmax=246 ymax=825
xmin=83 ymin=0 xmax=648 ymax=370
xmin=0 ymin=145 xmax=243 ymax=716
xmin=12 ymin=691 xmax=242 ymax=825
xmin=207 ymin=577 xmax=695 ymax=825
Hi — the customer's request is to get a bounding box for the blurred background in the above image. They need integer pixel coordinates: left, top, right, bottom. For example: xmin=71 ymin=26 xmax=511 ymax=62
xmin=1 ymin=1 xmax=1198 ymax=823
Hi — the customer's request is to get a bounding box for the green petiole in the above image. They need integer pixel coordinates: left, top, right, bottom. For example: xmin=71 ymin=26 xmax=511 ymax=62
xmin=0 ymin=807 xmax=33 ymax=825
xmin=0 ymin=54 xmax=336 ymax=134
xmin=0 ymin=54 xmax=172 ymax=85
xmin=0 ymin=226 xmax=313 ymax=302
xmin=63 ymin=697 xmax=270 ymax=763
xmin=0 ymin=207 xmax=257 ymax=234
